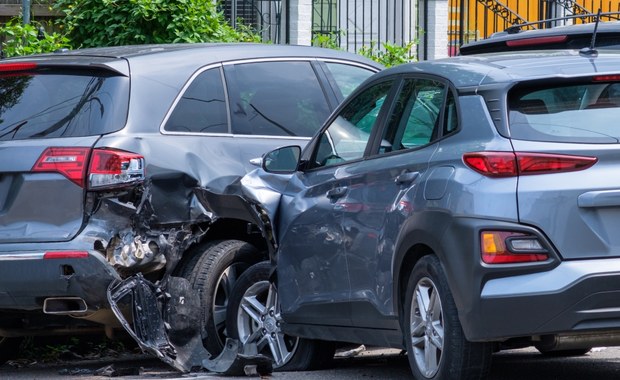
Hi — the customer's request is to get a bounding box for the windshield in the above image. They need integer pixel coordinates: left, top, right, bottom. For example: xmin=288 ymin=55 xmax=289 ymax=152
xmin=0 ymin=69 xmax=129 ymax=141
xmin=508 ymin=81 xmax=620 ymax=143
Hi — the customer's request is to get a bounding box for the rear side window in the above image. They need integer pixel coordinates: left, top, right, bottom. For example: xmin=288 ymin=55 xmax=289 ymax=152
xmin=0 ymin=69 xmax=128 ymax=141
xmin=508 ymin=81 xmax=620 ymax=143
xmin=226 ymin=61 xmax=331 ymax=137
xmin=324 ymin=62 xmax=376 ymax=99
xmin=164 ymin=67 xmax=229 ymax=134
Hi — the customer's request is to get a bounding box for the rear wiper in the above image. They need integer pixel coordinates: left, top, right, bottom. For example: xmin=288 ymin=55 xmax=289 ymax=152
xmin=0 ymin=120 xmax=28 ymax=140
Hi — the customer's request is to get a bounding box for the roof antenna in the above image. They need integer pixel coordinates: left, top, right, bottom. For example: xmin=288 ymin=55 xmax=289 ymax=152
xmin=580 ymin=8 xmax=602 ymax=56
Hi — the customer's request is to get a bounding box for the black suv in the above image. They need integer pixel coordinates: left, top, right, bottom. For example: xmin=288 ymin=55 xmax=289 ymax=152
xmin=460 ymin=12 xmax=620 ymax=55
xmin=0 ymin=43 xmax=381 ymax=370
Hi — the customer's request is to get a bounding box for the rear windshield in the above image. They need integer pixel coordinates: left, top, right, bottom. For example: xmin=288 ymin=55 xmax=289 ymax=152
xmin=0 ymin=69 xmax=129 ymax=141
xmin=508 ymin=81 xmax=620 ymax=143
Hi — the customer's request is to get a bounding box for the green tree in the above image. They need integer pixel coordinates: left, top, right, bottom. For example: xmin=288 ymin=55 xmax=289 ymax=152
xmin=0 ymin=18 xmax=70 ymax=57
xmin=53 ymin=0 xmax=260 ymax=48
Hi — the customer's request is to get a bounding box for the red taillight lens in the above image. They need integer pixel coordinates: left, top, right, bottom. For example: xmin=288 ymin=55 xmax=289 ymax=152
xmin=593 ymin=75 xmax=620 ymax=82
xmin=463 ymin=152 xmax=597 ymax=177
xmin=88 ymin=149 xmax=145 ymax=189
xmin=0 ymin=62 xmax=37 ymax=72
xmin=505 ymin=35 xmax=568 ymax=48
xmin=32 ymin=147 xmax=90 ymax=187
xmin=481 ymin=231 xmax=548 ymax=264
xmin=44 ymin=251 xmax=88 ymax=259
xmin=463 ymin=152 xmax=517 ymax=177
xmin=32 ymin=147 xmax=145 ymax=189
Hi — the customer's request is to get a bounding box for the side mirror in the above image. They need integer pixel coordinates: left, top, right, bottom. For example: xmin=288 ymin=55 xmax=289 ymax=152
xmin=262 ymin=145 xmax=301 ymax=173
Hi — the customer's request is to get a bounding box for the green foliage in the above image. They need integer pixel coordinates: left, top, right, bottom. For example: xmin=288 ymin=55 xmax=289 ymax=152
xmin=311 ymin=31 xmax=343 ymax=50
xmin=359 ymin=41 xmax=417 ymax=67
xmin=0 ymin=18 xmax=70 ymax=57
xmin=53 ymin=0 xmax=261 ymax=48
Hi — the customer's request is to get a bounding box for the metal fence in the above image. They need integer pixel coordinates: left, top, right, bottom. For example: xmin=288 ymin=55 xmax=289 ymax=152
xmin=312 ymin=0 xmax=418 ymax=54
xmin=221 ymin=0 xmax=286 ymax=43
xmin=448 ymin=0 xmax=620 ymax=56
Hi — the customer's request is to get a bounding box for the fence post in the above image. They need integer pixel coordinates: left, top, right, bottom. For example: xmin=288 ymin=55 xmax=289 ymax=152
xmin=289 ymin=0 xmax=313 ymax=45
xmin=423 ymin=0 xmax=449 ymax=60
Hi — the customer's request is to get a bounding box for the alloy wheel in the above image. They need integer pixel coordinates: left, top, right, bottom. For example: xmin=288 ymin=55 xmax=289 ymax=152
xmin=236 ymin=280 xmax=299 ymax=367
xmin=409 ymin=276 xmax=444 ymax=378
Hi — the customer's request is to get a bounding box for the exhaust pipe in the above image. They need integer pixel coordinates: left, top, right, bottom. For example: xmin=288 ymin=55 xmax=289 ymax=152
xmin=43 ymin=297 xmax=88 ymax=314
xmin=538 ymin=332 xmax=620 ymax=351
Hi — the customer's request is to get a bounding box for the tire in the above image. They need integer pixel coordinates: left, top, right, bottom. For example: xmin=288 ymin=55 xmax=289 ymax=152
xmin=182 ymin=239 xmax=262 ymax=356
xmin=226 ymin=261 xmax=335 ymax=371
xmin=404 ymin=255 xmax=492 ymax=380
xmin=0 ymin=337 xmax=22 ymax=364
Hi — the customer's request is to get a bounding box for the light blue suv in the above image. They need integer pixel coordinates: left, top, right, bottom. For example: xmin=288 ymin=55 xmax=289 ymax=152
xmin=214 ymin=49 xmax=620 ymax=379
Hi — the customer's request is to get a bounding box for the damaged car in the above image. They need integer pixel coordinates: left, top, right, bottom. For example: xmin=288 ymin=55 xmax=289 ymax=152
xmin=216 ymin=49 xmax=620 ymax=379
xmin=0 ymin=43 xmax=380 ymax=372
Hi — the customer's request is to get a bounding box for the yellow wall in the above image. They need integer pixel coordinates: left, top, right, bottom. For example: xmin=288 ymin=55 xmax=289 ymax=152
xmin=450 ymin=0 xmax=620 ymax=45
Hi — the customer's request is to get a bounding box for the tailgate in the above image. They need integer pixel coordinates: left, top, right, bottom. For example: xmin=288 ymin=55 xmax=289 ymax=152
xmin=0 ymin=61 xmax=129 ymax=243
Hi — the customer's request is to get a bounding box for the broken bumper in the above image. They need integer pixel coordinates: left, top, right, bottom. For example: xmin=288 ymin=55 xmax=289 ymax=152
xmin=0 ymin=249 xmax=119 ymax=311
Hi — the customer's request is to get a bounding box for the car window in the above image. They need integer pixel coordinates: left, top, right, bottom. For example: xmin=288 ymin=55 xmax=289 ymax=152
xmin=508 ymin=81 xmax=620 ymax=143
xmin=312 ymin=81 xmax=393 ymax=168
xmin=324 ymin=62 xmax=376 ymax=99
xmin=0 ymin=69 xmax=129 ymax=141
xmin=379 ymin=78 xmax=447 ymax=153
xmin=164 ymin=67 xmax=228 ymax=134
xmin=227 ymin=61 xmax=331 ymax=137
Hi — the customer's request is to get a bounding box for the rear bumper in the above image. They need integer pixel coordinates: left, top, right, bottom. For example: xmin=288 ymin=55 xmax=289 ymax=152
xmin=471 ymin=258 xmax=620 ymax=341
xmin=444 ymin=217 xmax=620 ymax=342
xmin=0 ymin=250 xmax=119 ymax=311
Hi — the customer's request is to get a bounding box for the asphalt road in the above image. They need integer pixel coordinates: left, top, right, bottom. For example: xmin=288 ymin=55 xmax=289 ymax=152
xmin=2 ymin=346 xmax=620 ymax=379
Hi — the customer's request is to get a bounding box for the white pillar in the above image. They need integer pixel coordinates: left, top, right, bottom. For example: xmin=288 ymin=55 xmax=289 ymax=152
xmin=289 ymin=0 xmax=313 ymax=46
xmin=423 ymin=0 xmax=449 ymax=60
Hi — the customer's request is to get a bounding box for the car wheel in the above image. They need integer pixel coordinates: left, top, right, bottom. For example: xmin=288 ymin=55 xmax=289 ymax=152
xmin=0 ymin=337 xmax=22 ymax=364
xmin=404 ymin=255 xmax=492 ymax=379
xmin=184 ymin=239 xmax=261 ymax=356
xmin=227 ymin=261 xmax=335 ymax=371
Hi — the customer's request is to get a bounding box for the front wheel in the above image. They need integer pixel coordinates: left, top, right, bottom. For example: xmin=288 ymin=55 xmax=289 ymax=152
xmin=226 ymin=261 xmax=335 ymax=371
xmin=181 ymin=239 xmax=261 ymax=356
xmin=404 ymin=255 xmax=492 ymax=380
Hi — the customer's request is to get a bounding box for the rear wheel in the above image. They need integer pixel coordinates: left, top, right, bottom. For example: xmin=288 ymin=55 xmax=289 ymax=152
xmin=404 ymin=255 xmax=492 ymax=379
xmin=227 ymin=261 xmax=335 ymax=371
xmin=182 ymin=239 xmax=261 ymax=356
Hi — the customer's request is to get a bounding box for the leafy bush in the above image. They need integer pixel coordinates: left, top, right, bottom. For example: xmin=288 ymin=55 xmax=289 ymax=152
xmin=0 ymin=18 xmax=70 ymax=57
xmin=53 ymin=0 xmax=261 ymax=48
xmin=311 ymin=31 xmax=343 ymax=50
xmin=359 ymin=41 xmax=416 ymax=67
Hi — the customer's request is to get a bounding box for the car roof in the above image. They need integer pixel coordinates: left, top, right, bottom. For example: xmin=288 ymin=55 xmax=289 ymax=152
xmin=4 ymin=43 xmax=381 ymax=72
xmin=374 ymin=50 xmax=620 ymax=88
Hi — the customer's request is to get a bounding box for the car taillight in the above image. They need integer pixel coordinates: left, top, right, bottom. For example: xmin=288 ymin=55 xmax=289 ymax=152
xmin=505 ymin=35 xmax=568 ymax=48
xmin=463 ymin=152 xmax=597 ymax=177
xmin=32 ymin=147 xmax=145 ymax=189
xmin=88 ymin=149 xmax=145 ymax=189
xmin=44 ymin=251 xmax=88 ymax=259
xmin=0 ymin=62 xmax=37 ymax=72
xmin=32 ymin=147 xmax=90 ymax=187
xmin=481 ymin=231 xmax=548 ymax=264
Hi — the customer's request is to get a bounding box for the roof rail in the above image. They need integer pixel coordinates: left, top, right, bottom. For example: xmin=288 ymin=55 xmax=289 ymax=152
xmin=505 ymin=11 xmax=620 ymax=34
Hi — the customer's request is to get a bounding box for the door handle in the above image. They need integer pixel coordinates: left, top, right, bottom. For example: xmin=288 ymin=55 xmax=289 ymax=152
xmin=327 ymin=186 xmax=348 ymax=199
xmin=395 ymin=171 xmax=419 ymax=185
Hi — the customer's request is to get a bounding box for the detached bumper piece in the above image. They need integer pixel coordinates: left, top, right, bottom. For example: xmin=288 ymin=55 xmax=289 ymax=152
xmin=107 ymin=274 xmax=274 ymax=376
xmin=107 ymin=274 xmax=209 ymax=373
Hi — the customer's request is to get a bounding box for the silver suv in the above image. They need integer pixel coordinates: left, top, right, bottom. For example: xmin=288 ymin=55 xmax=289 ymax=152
xmin=0 ymin=43 xmax=380 ymax=370
xmin=220 ymin=49 xmax=620 ymax=378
